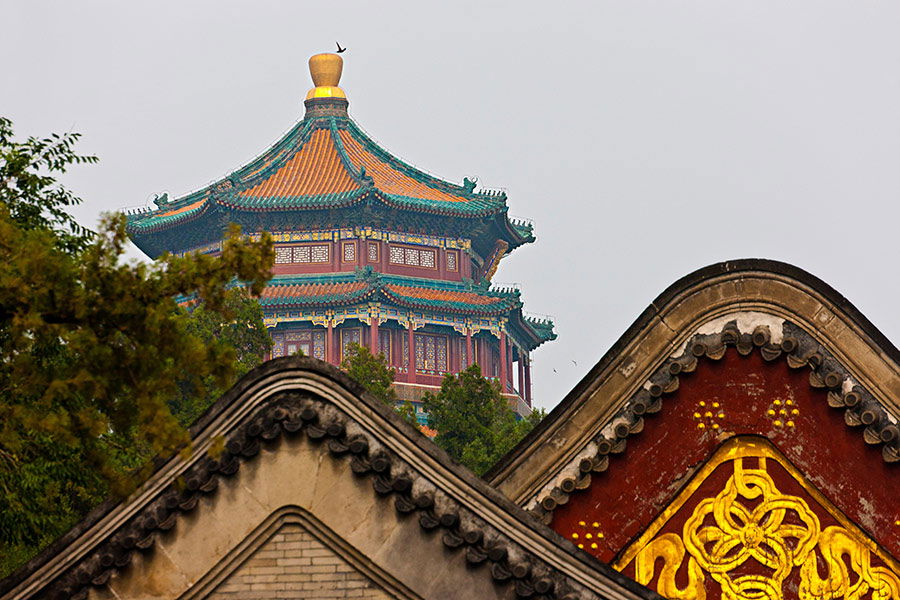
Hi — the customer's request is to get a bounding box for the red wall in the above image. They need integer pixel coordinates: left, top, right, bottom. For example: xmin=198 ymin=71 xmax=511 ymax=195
xmin=550 ymin=349 xmax=899 ymax=563
xmin=271 ymin=240 xmax=465 ymax=281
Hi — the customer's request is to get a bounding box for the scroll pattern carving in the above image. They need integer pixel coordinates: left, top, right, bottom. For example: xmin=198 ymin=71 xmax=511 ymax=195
xmin=618 ymin=441 xmax=900 ymax=600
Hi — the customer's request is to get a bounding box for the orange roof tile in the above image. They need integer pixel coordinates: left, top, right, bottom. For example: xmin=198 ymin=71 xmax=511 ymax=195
xmin=240 ymin=129 xmax=358 ymax=198
xmin=384 ymin=284 xmax=506 ymax=306
xmin=157 ymin=197 xmax=207 ymax=218
xmin=339 ymin=131 xmax=467 ymax=203
xmin=260 ymin=280 xmax=370 ymax=304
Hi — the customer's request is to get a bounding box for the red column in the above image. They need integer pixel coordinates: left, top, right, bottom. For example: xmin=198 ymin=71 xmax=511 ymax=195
xmin=499 ymin=332 xmax=508 ymax=393
xmin=407 ymin=325 xmax=416 ymax=384
xmin=478 ymin=338 xmax=487 ymax=377
xmin=327 ymin=320 xmax=335 ymax=365
xmin=370 ymin=317 xmax=379 ymax=356
xmin=524 ymin=355 xmax=532 ymax=407
xmin=507 ymin=340 xmax=513 ymax=390
xmin=465 ymin=328 xmax=473 ymax=370
xmin=518 ymin=349 xmax=525 ymax=398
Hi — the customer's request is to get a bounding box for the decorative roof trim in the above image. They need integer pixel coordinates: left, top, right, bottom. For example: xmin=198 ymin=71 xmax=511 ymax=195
xmin=486 ymin=260 xmax=900 ymax=512
xmin=0 ymin=359 xmax=657 ymax=600
xmin=521 ymin=317 xmax=899 ymax=525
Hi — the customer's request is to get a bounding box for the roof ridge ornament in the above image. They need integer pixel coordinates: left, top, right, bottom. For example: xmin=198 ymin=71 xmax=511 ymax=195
xmin=304 ymin=53 xmax=349 ymax=118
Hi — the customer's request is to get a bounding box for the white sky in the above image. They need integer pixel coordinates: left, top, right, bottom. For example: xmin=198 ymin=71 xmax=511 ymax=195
xmin=6 ymin=1 xmax=900 ymax=410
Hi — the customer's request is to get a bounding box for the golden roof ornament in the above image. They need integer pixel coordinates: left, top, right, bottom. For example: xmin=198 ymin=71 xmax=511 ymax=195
xmin=306 ymin=53 xmax=346 ymax=100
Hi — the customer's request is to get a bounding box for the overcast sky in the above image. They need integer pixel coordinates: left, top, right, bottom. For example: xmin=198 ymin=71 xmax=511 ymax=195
xmin=6 ymin=1 xmax=900 ymax=409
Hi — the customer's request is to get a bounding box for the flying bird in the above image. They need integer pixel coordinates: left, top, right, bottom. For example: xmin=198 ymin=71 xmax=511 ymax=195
xmin=336 ymin=42 xmax=347 ymax=54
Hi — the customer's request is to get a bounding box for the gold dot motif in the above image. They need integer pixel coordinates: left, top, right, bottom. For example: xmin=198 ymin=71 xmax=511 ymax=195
xmin=569 ymin=520 xmax=606 ymax=552
xmin=692 ymin=400 xmax=725 ymax=430
xmin=767 ymin=397 xmax=800 ymax=428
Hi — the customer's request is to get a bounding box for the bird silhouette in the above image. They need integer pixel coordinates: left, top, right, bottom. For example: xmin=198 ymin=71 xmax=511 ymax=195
xmin=336 ymin=42 xmax=347 ymax=54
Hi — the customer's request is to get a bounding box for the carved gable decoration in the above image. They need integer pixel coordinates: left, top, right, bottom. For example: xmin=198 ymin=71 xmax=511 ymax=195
xmin=487 ymin=260 xmax=900 ymax=600
xmin=614 ymin=438 xmax=899 ymax=600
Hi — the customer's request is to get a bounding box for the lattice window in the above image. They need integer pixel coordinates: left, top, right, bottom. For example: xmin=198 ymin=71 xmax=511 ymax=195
xmin=436 ymin=337 xmax=448 ymax=372
xmin=294 ymin=246 xmax=311 ymax=263
xmin=420 ymin=249 xmax=435 ymax=268
xmin=271 ymin=333 xmax=284 ymax=357
xmin=405 ymin=247 xmax=420 ymax=266
xmin=402 ymin=335 xmax=409 ymax=366
xmin=283 ymin=330 xmax=313 ymax=357
xmin=388 ymin=245 xmax=438 ymax=269
xmin=342 ymin=242 xmax=356 ymax=262
xmin=274 ymin=246 xmax=293 ymax=264
xmin=378 ymin=329 xmax=392 ymax=361
xmin=415 ymin=333 xmax=448 ymax=372
xmin=368 ymin=242 xmax=379 ymax=262
xmin=310 ymin=245 xmax=329 ymax=263
xmin=415 ymin=337 xmax=425 ymax=370
xmin=313 ymin=330 xmax=326 ymax=361
xmin=446 ymin=250 xmax=458 ymax=272
xmin=340 ymin=328 xmax=361 ymax=361
xmin=459 ymin=338 xmax=468 ymax=368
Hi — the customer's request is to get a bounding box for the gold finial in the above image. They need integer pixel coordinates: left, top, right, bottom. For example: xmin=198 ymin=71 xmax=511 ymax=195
xmin=306 ymin=53 xmax=346 ymax=100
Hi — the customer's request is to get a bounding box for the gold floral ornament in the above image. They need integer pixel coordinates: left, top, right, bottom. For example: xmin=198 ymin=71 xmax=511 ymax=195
xmin=616 ymin=438 xmax=900 ymax=600
xmin=682 ymin=457 xmax=819 ymax=600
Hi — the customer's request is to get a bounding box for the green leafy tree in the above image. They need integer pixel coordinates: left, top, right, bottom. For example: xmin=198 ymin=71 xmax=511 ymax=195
xmin=340 ymin=343 xmax=398 ymax=406
xmin=422 ymin=364 xmax=544 ymax=475
xmin=171 ymin=289 xmax=273 ymax=426
xmin=0 ymin=118 xmax=275 ymax=576
xmin=340 ymin=343 xmax=418 ymax=424
xmin=0 ymin=116 xmax=95 ymax=253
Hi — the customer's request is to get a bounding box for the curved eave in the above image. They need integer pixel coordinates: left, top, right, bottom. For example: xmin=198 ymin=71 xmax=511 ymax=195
xmin=260 ymin=283 xmax=376 ymax=309
xmin=218 ymin=189 xmax=367 ymax=212
xmin=126 ymin=197 xmax=211 ymax=235
xmin=497 ymin=213 xmax=536 ymax=252
xmin=380 ymin=287 xmax=520 ymax=316
xmin=258 ymin=274 xmax=525 ymax=318
xmin=509 ymin=311 xmax=557 ymax=351
xmin=125 ymin=114 xmax=514 ymax=240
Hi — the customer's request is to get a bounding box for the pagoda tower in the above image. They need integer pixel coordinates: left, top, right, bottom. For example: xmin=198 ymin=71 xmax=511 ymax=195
xmin=126 ymin=53 xmax=555 ymax=418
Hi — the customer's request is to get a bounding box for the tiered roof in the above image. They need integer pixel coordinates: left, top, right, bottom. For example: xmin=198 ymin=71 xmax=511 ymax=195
xmin=126 ymin=71 xmax=532 ymax=259
xmin=125 ymin=53 xmax=555 ymax=351
xmin=258 ymin=271 xmax=555 ymax=349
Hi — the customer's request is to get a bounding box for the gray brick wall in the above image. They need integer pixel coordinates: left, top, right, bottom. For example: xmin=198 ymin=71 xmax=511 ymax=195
xmin=208 ymin=524 xmax=391 ymax=599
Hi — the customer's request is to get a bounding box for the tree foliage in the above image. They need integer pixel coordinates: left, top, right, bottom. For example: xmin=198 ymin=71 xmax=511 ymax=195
xmin=340 ymin=342 xmax=398 ymax=406
xmin=171 ymin=289 xmax=273 ymax=426
xmin=0 ymin=117 xmax=275 ymax=576
xmin=340 ymin=343 xmax=418 ymax=424
xmin=422 ymin=364 xmax=544 ymax=476
xmin=0 ymin=116 xmax=95 ymax=253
